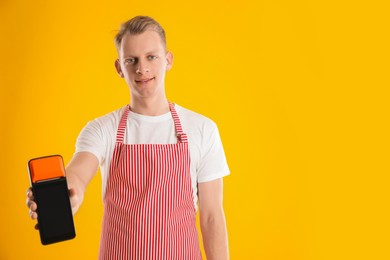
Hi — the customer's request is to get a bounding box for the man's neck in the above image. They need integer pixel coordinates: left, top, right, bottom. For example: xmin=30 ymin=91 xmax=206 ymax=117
xmin=129 ymin=97 xmax=170 ymax=116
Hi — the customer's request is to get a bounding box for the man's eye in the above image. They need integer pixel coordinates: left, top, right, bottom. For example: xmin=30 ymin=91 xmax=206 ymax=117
xmin=148 ymin=55 xmax=157 ymax=60
xmin=124 ymin=58 xmax=135 ymax=64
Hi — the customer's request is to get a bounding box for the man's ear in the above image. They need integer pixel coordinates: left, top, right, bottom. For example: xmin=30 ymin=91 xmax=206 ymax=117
xmin=166 ymin=51 xmax=173 ymax=71
xmin=115 ymin=59 xmax=124 ymax=78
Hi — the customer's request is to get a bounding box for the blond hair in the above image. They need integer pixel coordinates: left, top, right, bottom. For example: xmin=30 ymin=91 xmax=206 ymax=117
xmin=114 ymin=16 xmax=166 ymax=51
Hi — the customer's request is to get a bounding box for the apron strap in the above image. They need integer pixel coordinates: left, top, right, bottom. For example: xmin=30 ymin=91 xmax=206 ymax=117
xmin=115 ymin=103 xmax=188 ymax=144
xmin=116 ymin=105 xmax=131 ymax=143
xmin=169 ymin=102 xmax=188 ymax=143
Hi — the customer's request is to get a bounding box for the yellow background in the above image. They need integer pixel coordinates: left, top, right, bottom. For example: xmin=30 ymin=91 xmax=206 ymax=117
xmin=1 ymin=0 xmax=389 ymax=259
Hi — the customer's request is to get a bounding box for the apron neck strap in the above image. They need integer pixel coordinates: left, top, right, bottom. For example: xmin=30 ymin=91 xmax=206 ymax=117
xmin=115 ymin=105 xmax=131 ymax=143
xmin=169 ymin=102 xmax=188 ymax=143
xmin=115 ymin=102 xmax=188 ymax=144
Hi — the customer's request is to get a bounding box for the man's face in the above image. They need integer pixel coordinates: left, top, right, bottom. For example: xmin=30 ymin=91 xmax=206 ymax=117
xmin=115 ymin=30 xmax=173 ymax=100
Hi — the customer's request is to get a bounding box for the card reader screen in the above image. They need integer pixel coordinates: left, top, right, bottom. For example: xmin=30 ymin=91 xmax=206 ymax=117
xmin=33 ymin=178 xmax=75 ymax=244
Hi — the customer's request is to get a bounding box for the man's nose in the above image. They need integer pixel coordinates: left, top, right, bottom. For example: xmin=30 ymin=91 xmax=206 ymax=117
xmin=136 ymin=61 xmax=150 ymax=75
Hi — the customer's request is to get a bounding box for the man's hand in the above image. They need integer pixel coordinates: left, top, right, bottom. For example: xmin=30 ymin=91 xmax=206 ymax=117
xmin=25 ymin=186 xmax=81 ymax=230
xmin=26 ymin=187 xmax=39 ymax=230
xmin=25 ymin=151 xmax=99 ymax=230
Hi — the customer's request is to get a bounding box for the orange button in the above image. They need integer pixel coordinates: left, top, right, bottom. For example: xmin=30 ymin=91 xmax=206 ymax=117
xmin=29 ymin=155 xmax=65 ymax=183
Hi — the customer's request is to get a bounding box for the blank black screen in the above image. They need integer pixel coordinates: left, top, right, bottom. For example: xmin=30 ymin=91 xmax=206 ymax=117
xmin=33 ymin=178 xmax=75 ymax=245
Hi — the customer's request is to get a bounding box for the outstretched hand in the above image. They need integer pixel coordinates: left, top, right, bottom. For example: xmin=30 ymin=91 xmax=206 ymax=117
xmin=26 ymin=188 xmax=39 ymax=230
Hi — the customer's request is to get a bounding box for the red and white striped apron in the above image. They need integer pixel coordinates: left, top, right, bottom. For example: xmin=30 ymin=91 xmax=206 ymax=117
xmin=99 ymin=103 xmax=202 ymax=260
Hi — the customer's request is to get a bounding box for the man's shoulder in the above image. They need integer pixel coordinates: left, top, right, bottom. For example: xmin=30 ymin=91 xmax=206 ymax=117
xmin=175 ymin=104 xmax=217 ymax=130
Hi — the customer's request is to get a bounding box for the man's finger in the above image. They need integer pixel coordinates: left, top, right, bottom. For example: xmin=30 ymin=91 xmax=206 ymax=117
xmin=26 ymin=197 xmax=34 ymax=208
xmin=26 ymin=188 xmax=34 ymax=200
xmin=27 ymin=200 xmax=37 ymax=211
xmin=30 ymin=210 xmax=38 ymax=220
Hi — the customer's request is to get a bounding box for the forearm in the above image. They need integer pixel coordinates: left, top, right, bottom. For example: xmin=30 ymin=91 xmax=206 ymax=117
xmin=65 ymin=169 xmax=87 ymax=215
xmin=64 ymin=152 xmax=99 ymax=214
xmin=200 ymin=208 xmax=230 ymax=260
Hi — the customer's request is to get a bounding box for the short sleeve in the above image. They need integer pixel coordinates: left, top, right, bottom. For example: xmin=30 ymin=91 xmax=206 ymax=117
xmin=197 ymin=123 xmax=230 ymax=183
xmin=75 ymin=120 xmax=106 ymax=164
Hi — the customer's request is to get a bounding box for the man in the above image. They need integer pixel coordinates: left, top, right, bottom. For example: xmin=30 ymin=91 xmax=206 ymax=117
xmin=26 ymin=16 xmax=230 ymax=259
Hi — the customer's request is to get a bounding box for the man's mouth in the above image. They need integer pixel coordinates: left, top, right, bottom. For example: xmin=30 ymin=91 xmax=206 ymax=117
xmin=135 ymin=77 xmax=155 ymax=84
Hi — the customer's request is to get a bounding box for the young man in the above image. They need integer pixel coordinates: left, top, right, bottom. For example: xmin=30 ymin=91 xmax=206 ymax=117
xmin=27 ymin=16 xmax=230 ymax=259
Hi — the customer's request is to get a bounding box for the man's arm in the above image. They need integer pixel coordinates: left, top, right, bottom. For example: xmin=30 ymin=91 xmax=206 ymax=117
xmin=198 ymin=178 xmax=229 ymax=260
xmin=27 ymin=152 xmax=99 ymax=224
xmin=65 ymin=151 xmax=99 ymax=214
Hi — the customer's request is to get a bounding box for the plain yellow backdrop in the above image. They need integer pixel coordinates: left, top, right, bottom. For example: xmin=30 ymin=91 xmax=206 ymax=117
xmin=1 ymin=0 xmax=389 ymax=259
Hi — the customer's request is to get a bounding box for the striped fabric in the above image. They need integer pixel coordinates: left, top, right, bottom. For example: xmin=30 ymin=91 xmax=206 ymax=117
xmin=99 ymin=103 xmax=202 ymax=260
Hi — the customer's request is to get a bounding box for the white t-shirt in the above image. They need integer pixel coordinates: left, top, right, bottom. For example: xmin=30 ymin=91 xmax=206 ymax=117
xmin=75 ymin=104 xmax=230 ymax=209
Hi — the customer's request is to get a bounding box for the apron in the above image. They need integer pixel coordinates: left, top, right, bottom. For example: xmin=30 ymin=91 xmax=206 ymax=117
xmin=99 ymin=103 xmax=202 ymax=260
